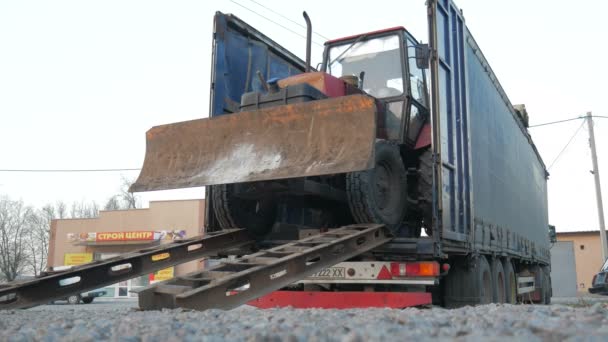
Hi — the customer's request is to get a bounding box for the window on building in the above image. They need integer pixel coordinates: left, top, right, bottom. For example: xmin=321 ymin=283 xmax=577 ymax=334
xmin=580 ymin=245 xmax=585 ymax=250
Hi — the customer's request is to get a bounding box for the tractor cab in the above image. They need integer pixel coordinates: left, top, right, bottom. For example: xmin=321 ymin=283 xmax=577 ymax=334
xmin=321 ymin=27 xmax=429 ymax=147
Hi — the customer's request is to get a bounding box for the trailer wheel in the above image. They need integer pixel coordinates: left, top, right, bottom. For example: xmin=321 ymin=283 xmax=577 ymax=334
xmin=542 ymin=266 xmax=552 ymax=304
xmin=211 ymin=184 xmax=277 ymax=238
xmin=490 ymin=257 xmax=506 ymax=303
xmin=480 ymin=257 xmax=493 ymax=304
xmin=346 ymin=140 xmax=409 ymax=235
xmin=529 ymin=264 xmax=550 ymax=304
xmin=443 ymin=255 xmax=493 ymax=307
xmin=502 ymin=259 xmax=517 ymax=304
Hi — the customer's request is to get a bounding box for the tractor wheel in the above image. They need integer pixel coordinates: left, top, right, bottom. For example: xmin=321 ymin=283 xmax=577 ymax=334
xmin=346 ymin=140 xmax=410 ymax=235
xmin=417 ymin=148 xmax=433 ymax=235
xmin=212 ymin=184 xmax=277 ymax=238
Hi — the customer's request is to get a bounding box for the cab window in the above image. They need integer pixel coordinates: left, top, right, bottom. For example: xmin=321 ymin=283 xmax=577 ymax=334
xmin=327 ymin=35 xmax=404 ymax=99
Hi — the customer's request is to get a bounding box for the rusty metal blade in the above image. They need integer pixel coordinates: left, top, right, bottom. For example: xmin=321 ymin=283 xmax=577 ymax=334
xmin=130 ymin=95 xmax=377 ymax=192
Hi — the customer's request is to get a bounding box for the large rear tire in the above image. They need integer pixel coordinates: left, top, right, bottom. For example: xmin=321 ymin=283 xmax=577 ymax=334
xmin=346 ymin=140 xmax=410 ymax=235
xmin=211 ymin=184 xmax=277 ymax=238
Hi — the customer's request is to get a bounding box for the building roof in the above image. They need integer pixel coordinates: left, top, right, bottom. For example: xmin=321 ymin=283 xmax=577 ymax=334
xmin=557 ymin=230 xmax=601 ymax=235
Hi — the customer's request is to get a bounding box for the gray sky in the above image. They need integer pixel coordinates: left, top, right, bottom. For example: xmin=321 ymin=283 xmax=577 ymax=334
xmin=1 ymin=0 xmax=607 ymax=232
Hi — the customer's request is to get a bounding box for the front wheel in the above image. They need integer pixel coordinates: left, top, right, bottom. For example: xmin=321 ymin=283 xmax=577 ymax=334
xmin=346 ymin=140 xmax=411 ymax=235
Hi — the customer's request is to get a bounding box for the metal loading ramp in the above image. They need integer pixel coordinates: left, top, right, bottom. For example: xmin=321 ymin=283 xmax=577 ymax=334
xmin=0 ymin=224 xmax=391 ymax=311
xmin=136 ymin=224 xmax=391 ymax=310
xmin=0 ymin=229 xmax=253 ymax=310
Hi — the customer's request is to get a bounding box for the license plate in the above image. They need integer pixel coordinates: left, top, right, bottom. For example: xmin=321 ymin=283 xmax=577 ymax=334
xmin=308 ymin=267 xmax=346 ymax=279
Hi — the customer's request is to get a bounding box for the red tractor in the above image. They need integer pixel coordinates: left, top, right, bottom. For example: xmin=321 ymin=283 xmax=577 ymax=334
xmin=132 ymin=16 xmax=434 ymax=241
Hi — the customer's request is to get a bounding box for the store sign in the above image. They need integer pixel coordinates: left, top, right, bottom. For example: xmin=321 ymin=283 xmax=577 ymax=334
xmin=67 ymin=232 xmax=97 ymax=243
xmin=150 ymin=267 xmax=174 ymax=282
xmin=97 ymin=231 xmax=155 ymax=242
xmin=64 ymin=253 xmax=93 ymax=266
xmin=67 ymin=230 xmax=187 ymax=243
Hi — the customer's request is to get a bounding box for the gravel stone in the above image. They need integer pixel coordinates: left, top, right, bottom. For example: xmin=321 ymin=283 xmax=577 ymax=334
xmin=2 ymin=302 xmax=608 ymax=341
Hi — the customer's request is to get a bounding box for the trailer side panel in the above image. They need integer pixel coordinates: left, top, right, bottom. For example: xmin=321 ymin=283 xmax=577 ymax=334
xmin=465 ymin=32 xmax=549 ymax=262
xmin=432 ymin=0 xmax=550 ymax=263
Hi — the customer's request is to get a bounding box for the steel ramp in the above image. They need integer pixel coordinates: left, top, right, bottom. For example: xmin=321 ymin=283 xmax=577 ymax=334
xmin=135 ymin=224 xmax=391 ymax=311
xmin=0 ymin=229 xmax=253 ymax=310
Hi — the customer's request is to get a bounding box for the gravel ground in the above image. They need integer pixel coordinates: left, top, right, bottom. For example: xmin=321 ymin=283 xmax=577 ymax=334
xmin=2 ymin=302 xmax=608 ymax=341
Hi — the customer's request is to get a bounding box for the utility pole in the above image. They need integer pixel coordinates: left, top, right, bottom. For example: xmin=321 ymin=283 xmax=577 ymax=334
xmin=586 ymin=111 xmax=608 ymax=262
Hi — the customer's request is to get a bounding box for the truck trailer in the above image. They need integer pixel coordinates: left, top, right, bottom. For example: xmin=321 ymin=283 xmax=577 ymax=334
xmin=0 ymin=0 xmax=551 ymax=310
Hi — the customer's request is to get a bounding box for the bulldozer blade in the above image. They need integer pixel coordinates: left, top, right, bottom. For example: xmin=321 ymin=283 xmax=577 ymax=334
xmin=130 ymin=95 xmax=377 ymax=192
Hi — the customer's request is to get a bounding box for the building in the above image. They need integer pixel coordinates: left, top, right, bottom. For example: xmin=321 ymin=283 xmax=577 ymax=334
xmin=550 ymin=241 xmax=577 ymax=297
xmin=556 ymin=230 xmax=606 ymax=293
xmin=48 ymin=199 xmax=205 ymax=298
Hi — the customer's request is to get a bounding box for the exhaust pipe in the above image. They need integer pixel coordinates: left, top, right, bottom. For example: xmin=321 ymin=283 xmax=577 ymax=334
xmin=303 ymin=11 xmax=311 ymax=72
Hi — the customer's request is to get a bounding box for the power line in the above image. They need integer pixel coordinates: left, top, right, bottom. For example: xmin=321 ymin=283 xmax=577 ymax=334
xmin=229 ymin=0 xmax=324 ymax=47
xmin=246 ymin=0 xmax=330 ymax=41
xmin=0 ymin=168 xmax=140 ymax=173
xmin=529 ymin=115 xmax=608 ymax=128
xmin=529 ymin=117 xmax=583 ymax=128
xmin=547 ymin=120 xmax=586 ymax=171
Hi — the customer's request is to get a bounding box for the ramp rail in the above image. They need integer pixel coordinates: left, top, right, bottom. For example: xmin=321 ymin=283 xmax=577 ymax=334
xmin=0 ymin=224 xmax=391 ymax=311
xmin=0 ymin=229 xmax=252 ymax=310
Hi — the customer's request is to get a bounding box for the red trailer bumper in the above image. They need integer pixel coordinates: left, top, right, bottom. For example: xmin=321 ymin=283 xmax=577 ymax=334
xmin=248 ymin=291 xmax=432 ymax=309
